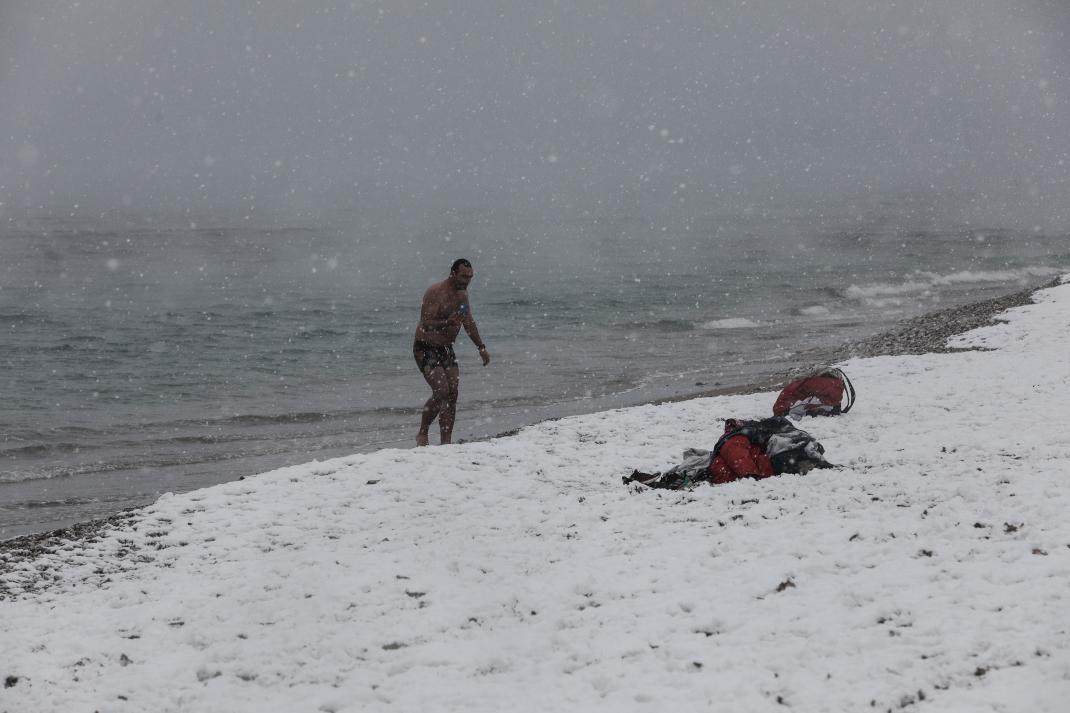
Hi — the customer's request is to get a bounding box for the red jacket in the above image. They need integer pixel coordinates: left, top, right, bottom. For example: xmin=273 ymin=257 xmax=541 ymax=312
xmin=709 ymin=434 xmax=775 ymax=484
xmin=772 ymin=375 xmax=845 ymax=418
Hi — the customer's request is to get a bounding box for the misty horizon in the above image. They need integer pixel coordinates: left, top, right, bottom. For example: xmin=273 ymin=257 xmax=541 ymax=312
xmin=3 ymin=0 xmax=1070 ymax=558
xmin=2 ymin=1 xmax=1069 ymax=228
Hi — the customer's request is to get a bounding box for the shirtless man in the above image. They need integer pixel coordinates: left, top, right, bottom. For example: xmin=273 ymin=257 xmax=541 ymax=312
xmin=413 ymin=258 xmax=490 ymax=446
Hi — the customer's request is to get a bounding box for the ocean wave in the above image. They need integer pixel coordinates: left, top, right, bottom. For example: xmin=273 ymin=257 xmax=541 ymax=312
xmin=487 ymin=297 xmax=589 ymax=311
xmin=0 ymin=311 xmax=62 ymax=326
xmin=0 ymin=432 xmax=257 ymax=460
xmin=3 ymin=494 xmax=138 ymax=509
xmin=845 ymin=266 xmax=1060 ymax=300
xmin=218 ymin=406 xmax=419 ymax=427
xmin=295 ymin=328 xmax=348 ymax=339
xmin=62 ymin=334 xmax=107 ymax=343
xmin=790 ymin=305 xmax=834 ymax=317
xmin=223 ymin=411 xmax=341 ymax=426
xmin=0 ymin=442 xmax=92 ymax=458
xmin=696 ymin=317 xmax=760 ymax=329
xmin=0 ymin=445 xmax=286 ymax=484
xmin=618 ymin=318 xmax=695 ymax=332
xmin=844 ymin=280 xmax=933 ymax=300
xmin=0 ymin=405 xmax=424 ymax=463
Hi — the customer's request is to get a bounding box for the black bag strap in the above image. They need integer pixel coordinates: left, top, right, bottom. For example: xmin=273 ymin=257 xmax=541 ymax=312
xmin=815 ymin=367 xmax=855 ymax=413
xmin=710 ymin=427 xmax=744 ymax=460
xmin=833 ymin=368 xmax=855 ymax=413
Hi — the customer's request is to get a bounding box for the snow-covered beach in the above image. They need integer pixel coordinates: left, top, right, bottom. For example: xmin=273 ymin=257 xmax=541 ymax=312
xmin=2 ymin=277 xmax=1069 ymax=712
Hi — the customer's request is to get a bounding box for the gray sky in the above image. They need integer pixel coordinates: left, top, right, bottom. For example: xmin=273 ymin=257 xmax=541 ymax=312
xmin=2 ymin=0 xmax=1068 ymax=224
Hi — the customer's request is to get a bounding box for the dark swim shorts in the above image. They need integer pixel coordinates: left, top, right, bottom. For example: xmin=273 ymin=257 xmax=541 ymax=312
xmin=413 ymin=340 xmax=457 ymax=373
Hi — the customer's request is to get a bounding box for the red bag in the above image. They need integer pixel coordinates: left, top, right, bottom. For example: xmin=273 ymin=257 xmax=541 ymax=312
xmin=709 ymin=434 xmax=775 ymax=483
xmin=772 ymin=368 xmax=855 ymax=418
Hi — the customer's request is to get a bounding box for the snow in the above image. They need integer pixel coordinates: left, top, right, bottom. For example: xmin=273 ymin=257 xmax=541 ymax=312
xmin=3 ymin=278 xmax=1070 ymax=712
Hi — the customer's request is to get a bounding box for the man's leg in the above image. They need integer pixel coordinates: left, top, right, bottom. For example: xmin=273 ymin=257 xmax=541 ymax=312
xmin=417 ymin=365 xmax=451 ymax=446
xmin=437 ymin=366 xmax=460 ymax=445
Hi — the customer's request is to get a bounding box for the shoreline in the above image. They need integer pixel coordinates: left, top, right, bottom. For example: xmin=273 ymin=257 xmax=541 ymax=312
xmin=0 ymin=276 xmax=1058 ymax=555
xmin=4 ymin=275 xmax=1070 ymax=710
xmin=650 ymin=275 xmax=1061 ymax=406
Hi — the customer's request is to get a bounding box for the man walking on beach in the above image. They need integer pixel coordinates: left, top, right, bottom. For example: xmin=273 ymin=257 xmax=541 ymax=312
xmin=413 ymin=258 xmax=491 ymax=446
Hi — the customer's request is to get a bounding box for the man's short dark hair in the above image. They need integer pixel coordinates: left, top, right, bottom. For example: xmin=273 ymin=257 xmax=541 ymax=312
xmin=451 ymin=258 xmax=472 ymax=273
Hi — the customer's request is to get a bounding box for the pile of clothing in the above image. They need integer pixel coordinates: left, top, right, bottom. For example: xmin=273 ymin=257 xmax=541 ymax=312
xmin=623 ymin=416 xmax=833 ymax=490
xmin=624 ymin=367 xmax=852 ymax=491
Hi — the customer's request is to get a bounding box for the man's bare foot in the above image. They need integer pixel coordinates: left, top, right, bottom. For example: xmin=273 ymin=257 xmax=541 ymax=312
xmin=416 ymin=432 xmax=429 ymax=447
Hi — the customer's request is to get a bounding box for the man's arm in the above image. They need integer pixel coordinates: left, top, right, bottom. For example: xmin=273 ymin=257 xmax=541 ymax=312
xmin=461 ymin=308 xmax=490 ymax=366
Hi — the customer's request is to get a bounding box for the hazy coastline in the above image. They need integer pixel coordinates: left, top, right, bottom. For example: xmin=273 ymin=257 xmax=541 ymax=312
xmin=3 ymin=275 xmax=1068 ymax=711
xmin=2 ymin=275 xmax=1056 ymax=554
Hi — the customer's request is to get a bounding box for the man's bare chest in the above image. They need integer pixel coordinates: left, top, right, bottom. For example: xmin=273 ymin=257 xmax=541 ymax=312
xmin=430 ymin=288 xmax=464 ymax=317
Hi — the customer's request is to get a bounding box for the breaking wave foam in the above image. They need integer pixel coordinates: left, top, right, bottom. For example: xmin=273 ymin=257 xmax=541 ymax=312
xmin=845 ymin=266 xmax=1059 ymax=300
xmin=697 ymin=317 xmax=760 ymax=330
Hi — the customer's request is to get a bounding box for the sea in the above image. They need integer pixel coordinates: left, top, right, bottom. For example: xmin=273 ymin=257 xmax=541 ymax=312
xmin=2 ymin=194 xmax=1067 ymax=539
